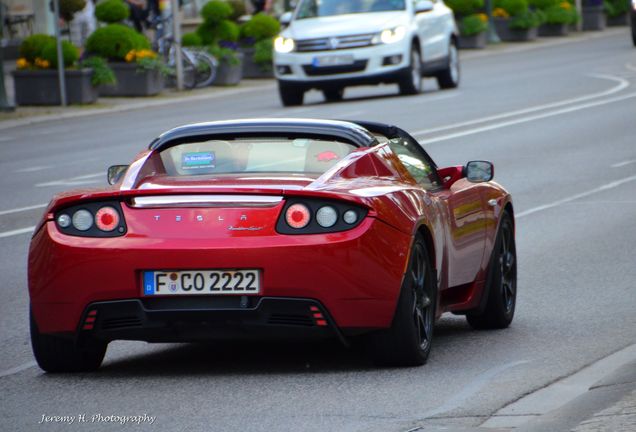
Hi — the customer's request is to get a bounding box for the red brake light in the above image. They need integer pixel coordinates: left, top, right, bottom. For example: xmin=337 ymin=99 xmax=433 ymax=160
xmin=95 ymin=206 xmax=120 ymax=232
xmin=285 ymin=203 xmax=311 ymax=229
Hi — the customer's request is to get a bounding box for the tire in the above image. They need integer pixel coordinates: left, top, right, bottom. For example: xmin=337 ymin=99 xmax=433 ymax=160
xmin=632 ymin=24 xmax=636 ymax=47
xmin=278 ymin=81 xmax=305 ymax=106
xmin=365 ymin=235 xmax=436 ymax=366
xmin=322 ymin=87 xmax=344 ymax=102
xmin=436 ymin=39 xmax=460 ymax=90
xmin=466 ymin=212 xmax=517 ymax=329
xmin=398 ymin=46 xmax=423 ymax=95
xmin=193 ymin=51 xmax=218 ymax=88
xmin=30 ymin=308 xmax=107 ymax=373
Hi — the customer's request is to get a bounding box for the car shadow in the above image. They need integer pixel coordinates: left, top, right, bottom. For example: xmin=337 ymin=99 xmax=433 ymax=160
xmin=299 ymin=84 xmax=446 ymax=107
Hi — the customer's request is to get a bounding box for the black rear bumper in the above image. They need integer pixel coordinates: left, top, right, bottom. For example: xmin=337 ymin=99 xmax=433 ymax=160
xmin=78 ymin=296 xmax=348 ymax=345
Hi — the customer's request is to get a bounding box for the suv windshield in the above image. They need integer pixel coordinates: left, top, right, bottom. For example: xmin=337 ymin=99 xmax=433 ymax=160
xmin=159 ymin=138 xmax=355 ymax=176
xmin=296 ymin=0 xmax=406 ymax=19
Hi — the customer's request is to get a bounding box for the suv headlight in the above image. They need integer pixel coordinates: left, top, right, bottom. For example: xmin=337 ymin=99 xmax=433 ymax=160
xmin=274 ymin=36 xmax=295 ymax=53
xmin=373 ymin=26 xmax=407 ymax=44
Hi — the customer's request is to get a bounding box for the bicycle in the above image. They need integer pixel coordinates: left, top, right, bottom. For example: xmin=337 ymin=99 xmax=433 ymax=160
xmin=151 ymin=13 xmax=218 ymax=89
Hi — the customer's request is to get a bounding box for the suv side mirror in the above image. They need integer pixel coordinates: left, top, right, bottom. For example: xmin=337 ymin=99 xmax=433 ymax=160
xmin=280 ymin=11 xmax=293 ymax=26
xmin=107 ymin=165 xmax=129 ymax=185
xmin=465 ymin=161 xmax=494 ymax=182
xmin=415 ymin=0 xmax=435 ymax=13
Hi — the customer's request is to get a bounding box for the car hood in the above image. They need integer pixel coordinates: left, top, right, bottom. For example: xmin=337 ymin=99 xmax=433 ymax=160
xmin=286 ymin=11 xmax=408 ymax=39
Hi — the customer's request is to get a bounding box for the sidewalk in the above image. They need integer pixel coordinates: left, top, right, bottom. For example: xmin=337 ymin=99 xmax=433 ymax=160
xmin=572 ymin=389 xmax=636 ymax=432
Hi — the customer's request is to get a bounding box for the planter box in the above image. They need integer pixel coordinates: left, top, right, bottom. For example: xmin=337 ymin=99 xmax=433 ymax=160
xmin=582 ymin=6 xmax=606 ymax=30
xmin=458 ymin=32 xmax=487 ymax=49
xmin=539 ymin=23 xmax=570 ymax=36
xmin=607 ymin=13 xmax=628 ymax=26
xmin=239 ymin=47 xmax=274 ymax=79
xmin=213 ymin=53 xmax=244 ymax=86
xmin=12 ymin=68 xmax=97 ymax=106
xmin=99 ymin=62 xmax=164 ymax=97
xmin=493 ymin=18 xmax=538 ymax=41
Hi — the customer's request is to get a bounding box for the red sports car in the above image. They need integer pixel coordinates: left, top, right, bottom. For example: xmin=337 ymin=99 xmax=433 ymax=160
xmin=28 ymin=119 xmax=516 ymax=372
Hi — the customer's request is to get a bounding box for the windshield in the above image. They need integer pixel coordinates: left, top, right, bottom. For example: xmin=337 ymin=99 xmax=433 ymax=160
xmin=159 ymin=138 xmax=356 ymax=176
xmin=296 ymin=0 xmax=406 ymax=19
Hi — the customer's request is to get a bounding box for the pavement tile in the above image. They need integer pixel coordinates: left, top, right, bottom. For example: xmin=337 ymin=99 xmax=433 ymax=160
xmin=570 ymin=389 xmax=636 ymax=432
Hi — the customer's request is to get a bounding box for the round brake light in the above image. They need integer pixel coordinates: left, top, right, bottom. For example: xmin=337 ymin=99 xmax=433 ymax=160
xmin=95 ymin=206 xmax=120 ymax=232
xmin=285 ymin=203 xmax=311 ymax=229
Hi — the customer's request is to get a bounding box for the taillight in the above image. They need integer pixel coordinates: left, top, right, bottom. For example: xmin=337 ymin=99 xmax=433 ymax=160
xmin=277 ymin=199 xmax=367 ymax=234
xmin=285 ymin=203 xmax=311 ymax=229
xmin=55 ymin=202 xmax=126 ymax=237
xmin=95 ymin=206 xmax=120 ymax=232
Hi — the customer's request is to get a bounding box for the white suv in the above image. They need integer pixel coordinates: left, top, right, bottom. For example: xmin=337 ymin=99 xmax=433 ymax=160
xmin=273 ymin=0 xmax=460 ymax=106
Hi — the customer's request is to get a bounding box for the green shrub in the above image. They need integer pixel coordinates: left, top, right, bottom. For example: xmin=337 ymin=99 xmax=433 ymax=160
xmin=460 ymin=14 xmax=489 ymax=35
xmin=227 ymin=0 xmax=246 ymax=20
xmin=252 ymin=38 xmax=273 ymax=70
xmin=494 ymin=0 xmax=528 ymax=16
xmin=41 ymin=39 xmax=79 ymax=67
xmin=85 ymin=24 xmax=151 ymax=61
xmin=509 ymin=8 xmax=541 ymax=28
xmin=182 ymin=32 xmax=203 ymax=47
xmin=59 ymin=0 xmax=86 ymax=21
xmin=241 ymin=13 xmax=280 ymax=41
xmin=604 ymin=0 xmax=629 ymax=17
xmin=19 ymin=34 xmax=55 ymax=62
xmin=216 ymin=20 xmax=240 ymax=42
xmin=94 ymin=0 xmax=130 ymax=23
xmin=544 ymin=3 xmax=578 ymax=23
xmin=445 ymin=0 xmax=484 ymax=16
xmin=527 ymin=0 xmax=558 ymax=9
xmin=80 ymin=56 xmax=117 ymax=86
xmin=208 ymin=45 xmax=240 ymax=66
xmin=200 ymin=0 xmax=233 ymax=24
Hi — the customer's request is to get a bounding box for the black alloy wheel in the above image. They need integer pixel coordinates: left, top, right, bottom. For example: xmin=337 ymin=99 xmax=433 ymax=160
xmin=278 ymin=81 xmax=305 ymax=106
xmin=398 ymin=46 xmax=423 ymax=95
xmin=366 ymin=235 xmax=435 ymax=366
xmin=467 ymin=212 xmax=517 ymax=329
xmin=436 ymin=39 xmax=460 ymax=89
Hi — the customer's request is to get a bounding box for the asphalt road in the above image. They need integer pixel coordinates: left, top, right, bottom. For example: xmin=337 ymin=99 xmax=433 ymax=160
xmin=1 ymin=30 xmax=636 ymax=432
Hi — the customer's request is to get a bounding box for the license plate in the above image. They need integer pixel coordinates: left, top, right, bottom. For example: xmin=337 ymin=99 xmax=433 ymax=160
xmin=312 ymin=55 xmax=355 ymax=67
xmin=143 ymin=270 xmax=260 ymax=296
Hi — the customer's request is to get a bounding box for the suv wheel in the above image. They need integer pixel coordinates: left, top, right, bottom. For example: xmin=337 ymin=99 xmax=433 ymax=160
xmin=278 ymin=81 xmax=305 ymax=106
xmin=322 ymin=88 xmax=344 ymax=102
xmin=399 ymin=47 xmax=422 ymax=95
xmin=436 ymin=39 xmax=460 ymax=89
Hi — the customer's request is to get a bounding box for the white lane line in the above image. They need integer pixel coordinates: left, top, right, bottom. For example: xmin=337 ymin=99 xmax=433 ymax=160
xmin=612 ymin=159 xmax=636 ymax=168
xmin=14 ymin=165 xmax=52 ymax=173
xmin=412 ymin=74 xmax=629 ymax=137
xmin=35 ymin=172 xmax=103 ymax=187
xmin=0 ymin=361 xmax=37 ymax=378
xmin=0 ymin=136 xmax=13 ymax=142
xmin=415 ymin=91 xmax=636 ymax=145
xmin=0 ymin=226 xmax=35 ymax=238
xmin=516 ymin=174 xmax=636 ymax=219
xmin=0 ymin=203 xmax=47 ymax=216
xmin=419 ymin=360 xmax=530 ymax=419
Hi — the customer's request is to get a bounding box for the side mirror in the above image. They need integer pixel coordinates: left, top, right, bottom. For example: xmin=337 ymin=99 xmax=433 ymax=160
xmin=465 ymin=161 xmax=494 ymax=183
xmin=107 ymin=165 xmax=129 ymax=185
xmin=415 ymin=0 xmax=434 ymax=13
xmin=280 ymin=11 xmax=293 ymax=26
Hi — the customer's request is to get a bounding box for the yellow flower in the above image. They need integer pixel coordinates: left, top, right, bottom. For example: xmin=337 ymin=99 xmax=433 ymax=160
xmin=16 ymin=57 xmax=30 ymax=69
xmin=477 ymin=13 xmax=489 ymax=23
xmin=136 ymin=49 xmax=157 ymax=60
xmin=40 ymin=59 xmax=50 ymax=69
xmin=560 ymin=1 xmax=572 ymax=9
xmin=125 ymin=50 xmax=136 ymax=62
xmin=493 ymin=7 xmax=510 ymax=18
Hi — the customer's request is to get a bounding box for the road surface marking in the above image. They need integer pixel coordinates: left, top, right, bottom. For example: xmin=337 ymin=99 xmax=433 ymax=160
xmin=14 ymin=165 xmax=51 ymax=173
xmin=0 ymin=226 xmax=35 ymax=238
xmin=0 ymin=203 xmax=47 ymax=216
xmin=626 ymin=62 xmax=636 ymax=72
xmin=0 ymin=361 xmax=37 ymax=378
xmin=415 ymin=91 xmax=636 ymax=145
xmin=611 ymin=159 xmax=636 ymax=168
xmin=35 ymin=172 xmax=102 ymax=187
xmin=517 ymin=174 xmax=636 ymax=219
xmin=419 ymin=360 xmax=530 ymax=419
xmin=412 ymin=74 xmax=629 ymax=137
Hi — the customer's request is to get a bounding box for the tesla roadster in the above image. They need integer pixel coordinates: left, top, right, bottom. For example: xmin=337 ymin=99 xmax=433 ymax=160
xmin=28 ymin=119 xmax=516 ymax=372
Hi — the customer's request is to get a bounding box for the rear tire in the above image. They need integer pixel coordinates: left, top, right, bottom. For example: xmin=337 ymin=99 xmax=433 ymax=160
xmin=466 ymin=212 xmax=516 ymax=329
xmin=365 ymin=235 xmax=436 ymax=366
xmin=398 ymin=46 xmax=423 ymax=95
xmin=436 ymin=39 xmax=460 ymax=89
xmin=322 ymin=87 xmax=344 ymax=102
xmin=278 ymin=81 xmax=305 ymax=106
xmin=30 ymin=308 xmax=107 ymax=373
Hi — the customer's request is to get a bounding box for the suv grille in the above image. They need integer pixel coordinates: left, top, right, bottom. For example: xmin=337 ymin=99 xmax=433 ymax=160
xmin=303 ymin=60 xmax=368 ymax=76
xmin=295 ymin=34 xmax=376 ymax=52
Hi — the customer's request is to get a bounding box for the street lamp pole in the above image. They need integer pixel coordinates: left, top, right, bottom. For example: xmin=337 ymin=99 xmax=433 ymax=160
xmin=1 ymin=18 xmax=15 ymax=111
xmin=52 ymin=0 xmax=67 ymax=106
xmin=170 ymin=0 xmax=183 ymax=91
xmin=485 ymin=0 xmax=501 ymax=43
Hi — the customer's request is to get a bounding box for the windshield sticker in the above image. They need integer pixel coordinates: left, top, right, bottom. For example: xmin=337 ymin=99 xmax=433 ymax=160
xmin=316 ymin=151 xmax=339 ymax=162
xmin=182 ymin=152 xmax=215 ymax=170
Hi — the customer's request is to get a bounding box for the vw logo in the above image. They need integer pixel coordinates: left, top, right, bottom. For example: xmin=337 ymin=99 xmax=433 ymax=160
xmin=328 ymin=37 xmax=340 ymax=50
